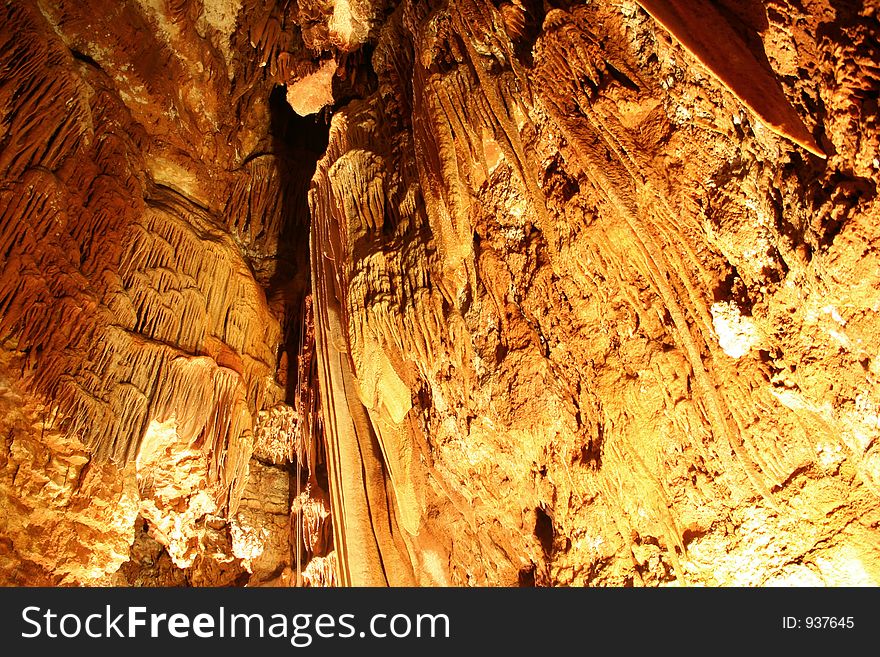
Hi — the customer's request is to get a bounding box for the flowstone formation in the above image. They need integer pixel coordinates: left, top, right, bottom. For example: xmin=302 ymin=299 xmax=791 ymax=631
xmin=1 ymin=0 xmax=878 ymax=586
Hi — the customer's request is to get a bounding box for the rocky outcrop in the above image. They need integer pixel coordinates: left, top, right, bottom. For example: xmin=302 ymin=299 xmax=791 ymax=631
xmin=1 ymin=0 xmax=878 ymax=586
xmin=307 ymin=0 xmax=880 ymax=585
xmin=0 ymin=0 xmax=331 ymax=585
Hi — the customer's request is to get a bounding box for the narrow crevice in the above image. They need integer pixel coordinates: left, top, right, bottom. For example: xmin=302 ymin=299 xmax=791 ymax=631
xmin=535 ymin=506 xmax=554 ymax=557
xmin=266 ymin=84 xmax=332 ymax=586
xmin=69 ymin=47 xmax=102 ymax=71
xmin=266 ymin=84 xmax=330 ymax=405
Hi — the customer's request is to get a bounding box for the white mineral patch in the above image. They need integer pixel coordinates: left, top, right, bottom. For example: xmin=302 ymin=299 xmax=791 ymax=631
xmin=329 ymin=0 xmax=370 ymax=50
xmin=711 ymin=301 xmax=759 ymax=359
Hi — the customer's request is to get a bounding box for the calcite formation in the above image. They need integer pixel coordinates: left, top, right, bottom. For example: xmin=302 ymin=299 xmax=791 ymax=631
xmin=1 ymin=0 xmax=878 ymax=587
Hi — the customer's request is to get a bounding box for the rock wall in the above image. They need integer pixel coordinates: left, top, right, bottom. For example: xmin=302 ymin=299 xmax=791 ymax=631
xmin=1 ymin=0 xmax=878 ymax=586
xmin=0 ymin=0 xmax=333 ymax=585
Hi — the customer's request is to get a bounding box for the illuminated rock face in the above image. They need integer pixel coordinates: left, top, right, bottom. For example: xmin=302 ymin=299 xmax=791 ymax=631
xmin=1 ymin=0 xmax=879 ymax=586
xmin=0 ymin=0 xmax=328 ymax=585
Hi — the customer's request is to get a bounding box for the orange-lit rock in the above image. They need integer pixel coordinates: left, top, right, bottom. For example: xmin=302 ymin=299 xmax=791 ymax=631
xmin=286 ymin=59 xmax=337 ymax=117
xmin=307 ymin=0 xmax=880 ymax=586
xmin=1 ymin=0 xmax=878 ymax=587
